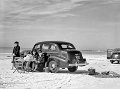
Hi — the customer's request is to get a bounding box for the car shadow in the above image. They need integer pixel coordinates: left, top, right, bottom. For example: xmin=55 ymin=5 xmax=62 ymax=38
xmin=58 ymin=70 xmax=89 ymax=74
xmin=57 ymin=70 xmax=120 ymax=78
xmin=112 ymin=63 xmax=120 ymax=64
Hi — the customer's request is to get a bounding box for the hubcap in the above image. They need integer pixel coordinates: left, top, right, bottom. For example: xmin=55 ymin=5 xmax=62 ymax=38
xmin=51 ymin=64 xmax=56 ymax=69
xmin=49 ymin=61 xmax=59 ymax=73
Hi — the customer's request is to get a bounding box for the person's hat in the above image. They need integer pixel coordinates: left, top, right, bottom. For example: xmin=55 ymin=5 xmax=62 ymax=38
xmin=14 ymin=41 xmax=19 ymax=44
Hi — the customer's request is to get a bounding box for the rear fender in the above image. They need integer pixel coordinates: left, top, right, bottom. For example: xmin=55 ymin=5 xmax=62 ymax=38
xmin=46 ymin=56 xmax=68 ymax=68
xmin=79 ymin=58 xmax=86 ymax=63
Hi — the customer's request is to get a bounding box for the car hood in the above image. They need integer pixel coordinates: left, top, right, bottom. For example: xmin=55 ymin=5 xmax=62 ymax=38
xmin=112 ymin=53 xmax=120 ymax=59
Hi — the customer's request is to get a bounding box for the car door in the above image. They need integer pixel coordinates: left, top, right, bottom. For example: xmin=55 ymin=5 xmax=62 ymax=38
xmin=48 ymin=44 xmax=68 ymax=68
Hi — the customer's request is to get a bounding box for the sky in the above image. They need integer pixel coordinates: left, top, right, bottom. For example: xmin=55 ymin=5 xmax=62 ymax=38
xmin=0 ymin=0 xmax=120 ymax=50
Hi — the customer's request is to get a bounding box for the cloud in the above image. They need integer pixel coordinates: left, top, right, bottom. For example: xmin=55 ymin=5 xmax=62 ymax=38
xmin=70 ymin=0 xmax=90 ymax=3
xmin=49 ymin=13 xmax=76 ymax=18
xmin=21 ymin=2 xmax=81 ymax=15
xmin=2 ymin=0 xmax=120 ymax=24
xmin=71 ymin=0 xmax=120 ymax=4
xmin=8 ymin=1 xmax=81 ymax=16
xmin=105 ymin=0 xmax=120 ymax=3
xmin=2 ymin=0 xmax=82 ymax=24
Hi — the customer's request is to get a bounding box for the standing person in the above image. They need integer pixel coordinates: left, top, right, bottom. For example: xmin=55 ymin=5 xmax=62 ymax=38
xmin=11 ymin=41 xmax=20 ymax=69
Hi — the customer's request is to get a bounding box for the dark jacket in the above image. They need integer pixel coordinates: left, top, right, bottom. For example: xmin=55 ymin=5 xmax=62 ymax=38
xmin=13 ymin=45 xmax=20 ymax=57
xmin=33 ymin=52 xmax=39 ymax=61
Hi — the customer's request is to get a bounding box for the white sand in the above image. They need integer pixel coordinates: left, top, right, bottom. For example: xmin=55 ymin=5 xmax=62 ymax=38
xmin=0 ymin=53 xmax=120 ymax=89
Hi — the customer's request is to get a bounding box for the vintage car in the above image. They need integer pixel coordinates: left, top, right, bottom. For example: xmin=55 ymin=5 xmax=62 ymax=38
xmin=21 ymin=41 xmax=88 ymax=73
xmin=107 ymin=48 xmax=120 ymax=64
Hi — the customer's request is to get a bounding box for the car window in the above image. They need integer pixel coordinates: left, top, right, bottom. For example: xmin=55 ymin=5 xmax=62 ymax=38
xmin=49 ymin=44 xmax=57 ymax=51
xmin=61 ymin=44 xmax=75 ymax=49
xmin=35 ymin=44 xmax=41 ymax=49
xmin=42 ymin=44 xmax=49 ymax=51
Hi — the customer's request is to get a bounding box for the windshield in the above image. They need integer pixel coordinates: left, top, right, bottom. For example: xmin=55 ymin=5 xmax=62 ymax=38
xmin=59 ymin=43 xmax=75 ymax=49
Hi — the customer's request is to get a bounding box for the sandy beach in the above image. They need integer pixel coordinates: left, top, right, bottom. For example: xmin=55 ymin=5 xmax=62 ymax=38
xmin=0 ymin=53 xmax=120 ymax=89
xmin=1 ymin=0 xmax=120 ymax=89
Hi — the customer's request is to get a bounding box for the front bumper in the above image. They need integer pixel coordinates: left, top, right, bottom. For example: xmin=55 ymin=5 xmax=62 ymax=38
xmin=68 ymin=62 xmax=89 ymax=66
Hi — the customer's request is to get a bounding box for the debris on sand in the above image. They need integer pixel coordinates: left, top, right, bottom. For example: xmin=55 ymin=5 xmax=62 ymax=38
xmin=88 ymin=67 xmax=96 ymax=75
xmin=91 ymin=71 xmax=120 ymax=78
xmin=87 ymin=67 xmax=120 ymax=78
xmin=101 ymin=71 xmax=110 ymax=75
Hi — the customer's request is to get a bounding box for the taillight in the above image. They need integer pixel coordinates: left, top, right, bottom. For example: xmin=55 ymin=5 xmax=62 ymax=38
xmin=75 ymin=54 xmax=80 ymax=59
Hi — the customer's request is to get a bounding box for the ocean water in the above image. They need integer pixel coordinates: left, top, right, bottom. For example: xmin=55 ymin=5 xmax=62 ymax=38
xmin=0 ymin=47 xmax=31 ymax=53
xmin=0 ymin=47 xmax=31 ymax=60
xmin=81 ymin=50 xmax=106 ymax=55
xmin=0 ymin=47 xmax=107 ymax=60
xmin=0 ymin=47 xmax=106 ymax=55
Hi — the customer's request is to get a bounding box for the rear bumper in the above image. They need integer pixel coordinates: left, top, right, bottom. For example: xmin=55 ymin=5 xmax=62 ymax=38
xmin=110 ymin=59 xmax=120 ymax=61
xmin=68 ymin=62 xmax=89 ymax=66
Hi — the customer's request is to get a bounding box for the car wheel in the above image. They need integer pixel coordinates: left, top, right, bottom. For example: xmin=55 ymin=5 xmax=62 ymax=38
xmin=68 ymin=66 xmax=78 ymax=72
xmin=110 ymin=60 xmax=114 ymax=64
xmin=37 ymin=63 xmax=44 ymax=72
xmin=117 ymin=60 xmax=120 ymax=64
xmin=118 ymin=61 xmax=120 ymax=64
xmin=48 ymin=60 xmax=59 ymax=73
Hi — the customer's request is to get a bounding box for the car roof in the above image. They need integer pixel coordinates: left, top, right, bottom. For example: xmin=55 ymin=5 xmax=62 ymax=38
xmin=114 ymin=48 xmax=120 ymax=51
xmin=113 ymin=52 xmax=120 ymax=54
xmin=35 ymin=41 xmax=72 ymax=45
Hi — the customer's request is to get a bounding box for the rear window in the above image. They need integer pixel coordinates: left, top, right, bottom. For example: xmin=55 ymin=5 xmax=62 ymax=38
xmin=59 ymin=43 xmax=75 ymax=49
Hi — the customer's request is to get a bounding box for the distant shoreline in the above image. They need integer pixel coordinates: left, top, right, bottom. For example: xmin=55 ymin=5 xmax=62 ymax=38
xmin=0 ymin=53 xmax=11 ymax=54
xmin=0 ymin=47 xmax=31 ymax=53
xmin=0 ymin=47 xmax=107 ymax=54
